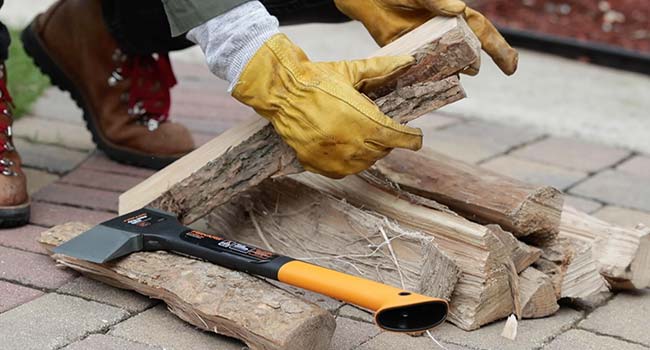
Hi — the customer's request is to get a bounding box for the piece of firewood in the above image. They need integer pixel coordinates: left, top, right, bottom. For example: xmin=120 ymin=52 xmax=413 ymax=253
xmin=518 ymin=267 xmax=559 ymax=319
xmin=290 ymin=172 xmax=523 ymax=331
xmin=206 ymin=177 xmax=460 ymax=301
xmin=533 ymin=237 xmax=608 ymax=300
xmin=366 ymin=147 xmax=563 ymax=241
xmin=119 ymin=16 xmax=481 ymax=223
xmin=360 ymin=167 xmax=543 ymax=276
xmin=38 ymin=223 xmax=335 ymax=350
xmin=559 ymin=205 xmax=650 ymax=290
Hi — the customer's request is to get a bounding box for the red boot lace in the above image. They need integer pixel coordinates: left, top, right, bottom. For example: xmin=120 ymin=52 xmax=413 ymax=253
xmin=0 ymin=65 xmax=16 ymax=176
xmin=109 ymin=51 xmax=177 ymax=131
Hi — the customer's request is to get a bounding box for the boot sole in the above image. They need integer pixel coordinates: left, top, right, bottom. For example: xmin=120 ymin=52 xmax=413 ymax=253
xmin=20 ymin=22 xmax=183 ymax=171
xmin=0 ymin=201 xmax=30 ymax=228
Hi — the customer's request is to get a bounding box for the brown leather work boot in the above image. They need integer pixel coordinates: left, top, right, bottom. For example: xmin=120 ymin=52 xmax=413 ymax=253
xmin=21 ymin=0 xmax=194 ymax=170
xmin=0 ymin=64 xmax=30 ymax=227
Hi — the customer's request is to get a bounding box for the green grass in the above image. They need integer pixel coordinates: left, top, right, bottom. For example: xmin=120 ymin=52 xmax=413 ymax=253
xmin=5 ymin=28 xmax=50 ymax=118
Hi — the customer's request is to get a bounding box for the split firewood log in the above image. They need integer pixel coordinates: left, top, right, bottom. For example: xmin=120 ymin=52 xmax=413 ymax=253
xmin=533 ymin=237 xmax=608 ymax=300
xmin=289 ymin=172 xmax=542 ymax=330
xmin=39 ymin=223 xmax=335 ymax=350
xmin=518 ymin=267 xmax=559 ymax=318
xmin=206 ymin=177 xmax=461 ymax=301
xmin=559 ymin=206 xmax=650 ymax=290
xmin=365 ymin=147 xmax=564 ymax=241
xmin=119 ymin=16 xmax=481 ymax=224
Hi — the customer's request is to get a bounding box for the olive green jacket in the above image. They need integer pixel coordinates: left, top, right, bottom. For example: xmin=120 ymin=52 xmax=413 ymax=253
xmin=162 ymin=0 xmax=250 ymax=36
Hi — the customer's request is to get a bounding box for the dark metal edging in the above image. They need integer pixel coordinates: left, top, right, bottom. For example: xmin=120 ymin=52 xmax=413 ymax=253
xmin=498 ymin=26 xmax=650 ymax=75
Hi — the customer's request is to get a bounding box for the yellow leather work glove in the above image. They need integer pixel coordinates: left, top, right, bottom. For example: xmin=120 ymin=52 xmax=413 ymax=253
xmin=232 ymin=34 xmax=422 ymax=179
xmin=334 ymin=0 xmax=519 ymax=75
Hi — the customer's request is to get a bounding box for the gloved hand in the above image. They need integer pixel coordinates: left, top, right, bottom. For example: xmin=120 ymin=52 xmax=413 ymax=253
xmin=334 ymin=0 xmax=518 ymax=75
xmin=232 ymin=34 xmax=422 ymax=179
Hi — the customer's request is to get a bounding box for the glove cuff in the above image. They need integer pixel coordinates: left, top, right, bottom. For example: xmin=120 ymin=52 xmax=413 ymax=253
xmin=186 ymin=1 xmax=280 ymax=91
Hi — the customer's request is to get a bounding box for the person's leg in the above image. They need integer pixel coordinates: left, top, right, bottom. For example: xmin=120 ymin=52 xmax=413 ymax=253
xmin=101 ymin=0 xmax=193 ymax=55
xmin=21 ymin=0 xmax=195 ymax=170
xmin=103 ymin=0 xmax=349 ymax=55
xmin=0 ymin=0 xmax=31 ymax=227
xmin=0 ymin=0 xmax=10 ymax=61
xmin=263 ymin=0 xmax=350 ymax=25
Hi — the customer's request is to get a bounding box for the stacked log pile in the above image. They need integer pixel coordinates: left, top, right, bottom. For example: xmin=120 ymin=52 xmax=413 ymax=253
xmin=39 ymin=16 xmax=650 ymax=350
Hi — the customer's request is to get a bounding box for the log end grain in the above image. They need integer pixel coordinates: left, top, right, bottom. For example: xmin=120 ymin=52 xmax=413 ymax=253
xmin=519 ymin=267 xmax=560 ymax=319
xmin=514 ymin=186 xmax=564 ymax=242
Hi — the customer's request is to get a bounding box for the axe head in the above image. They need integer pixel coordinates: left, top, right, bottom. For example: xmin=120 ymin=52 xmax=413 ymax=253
xmin=52 ymin=208 xmax=182 ymax=263
xmin=52 ymin=225 xmax=143 ymax=263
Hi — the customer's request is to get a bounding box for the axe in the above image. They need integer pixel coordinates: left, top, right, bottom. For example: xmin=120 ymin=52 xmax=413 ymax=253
xmin=53 ymin=207 xmax=448 ymax=332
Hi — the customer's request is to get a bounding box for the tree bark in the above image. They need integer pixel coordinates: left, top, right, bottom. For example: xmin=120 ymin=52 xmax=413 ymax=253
xmin=38 ymin=223 xmax=336 ymax=350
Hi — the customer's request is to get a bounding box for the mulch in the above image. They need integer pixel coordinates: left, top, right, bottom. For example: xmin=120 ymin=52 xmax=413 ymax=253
xmin=474 ymin=0 xmax=650 ymax=53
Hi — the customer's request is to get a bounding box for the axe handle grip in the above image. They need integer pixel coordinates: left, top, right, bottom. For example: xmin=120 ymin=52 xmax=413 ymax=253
xmin=277 ymin=260 xmax=448 ymax=332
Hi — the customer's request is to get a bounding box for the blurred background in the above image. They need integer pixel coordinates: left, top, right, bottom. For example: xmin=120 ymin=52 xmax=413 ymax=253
xmin=0 ymin=0 xmax=648 ymax=153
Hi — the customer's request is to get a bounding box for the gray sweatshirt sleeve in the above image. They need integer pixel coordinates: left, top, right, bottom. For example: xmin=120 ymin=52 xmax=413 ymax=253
xmin=185 ymin=1 xmax=280 ymax=91
xmin=162 ymin=0 xmax=250 ymax=36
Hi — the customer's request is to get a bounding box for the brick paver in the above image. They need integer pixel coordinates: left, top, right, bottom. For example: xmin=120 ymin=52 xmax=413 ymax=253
xmin=0 ymin=281 xmax=44 ymax=313
xmin=109 ymin=305 xmax=244 ymax=350
xmin=357 ymin=331 xmax=469 ymax=350
xmin=546 ymin=329 xmax=647 ymax=350
xmin=0 ymin=293 xmax=128 ymax=350
xmin=33 ymin=183 xmax=118 ymax=212
xmin=337 ymin=304 xmax=373 ymax=324
xmin=14 ymin=138 xmax=89 ymax=174
xmin=23 ymin=168 xmax=59 ymax=195
xmin=191 ymin=132 xmax=220 ymax=147
xmin=0 ymin=225 xmax=48 ymax=254
xmin=433 ymin=308 xmax=583 ymax=350
xmin=172 ymin=102 xmax=253 ymax=130
xmin=593 ymin=206 xmax=650 ymax=228
xmin=80 ymin=153 xmax=155 ymax=178
xmin=408 ymin=112 xmax=463 ymax=131
xmin=570 ymin=170 xmax=650 ymax=211
xmin=616 ymin=155 xmax=650 ymax=177
xmin=510 ymin=137 xmax=630 ymax=173
xmin=30 ymin=202 xmax=115 ymax=228
xmin=481 ymin=155 xmax=588 ymax=190
xmin=0 ymin=246 xmax=77 ymax=289
xmin=563 ymin=195 xmax=603 ymax=214
xmin=579 ymin=290 xmax=650 ymax=346
xmin=63 ymin=334 xmax=162 ymax=350
xmin=59 ymin=168 xmax=143 ymax=193
xmin=58 ymin=277 xmax=157 ymax=313
xmin=420 ymin=121 xmax=543 ymax=164
xmin=330 ymin=317 xmax=380 ymax=350
xmin=14 ymin=117 xmax=94 ymax=151
xmin=29 ymin=87 xmax=83 ymax=124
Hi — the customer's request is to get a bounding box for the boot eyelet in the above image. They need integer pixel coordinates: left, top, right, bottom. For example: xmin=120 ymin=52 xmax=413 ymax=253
xmin=147 ymin=118 xmax=159 ymax=132
xmin=128 ymin=101 xmax=146 ymax=116
xmin=0 ymin=158 xmax=13 ymax=166
xmin=1 ymin=168 xmax=16 ymax=176
xmin=108 ymin=71 xmax=124 ymax=87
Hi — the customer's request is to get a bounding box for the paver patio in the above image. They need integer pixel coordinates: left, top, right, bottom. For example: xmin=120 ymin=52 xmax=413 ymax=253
xmin=0 ymin=60 xmax=648 ymax=350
